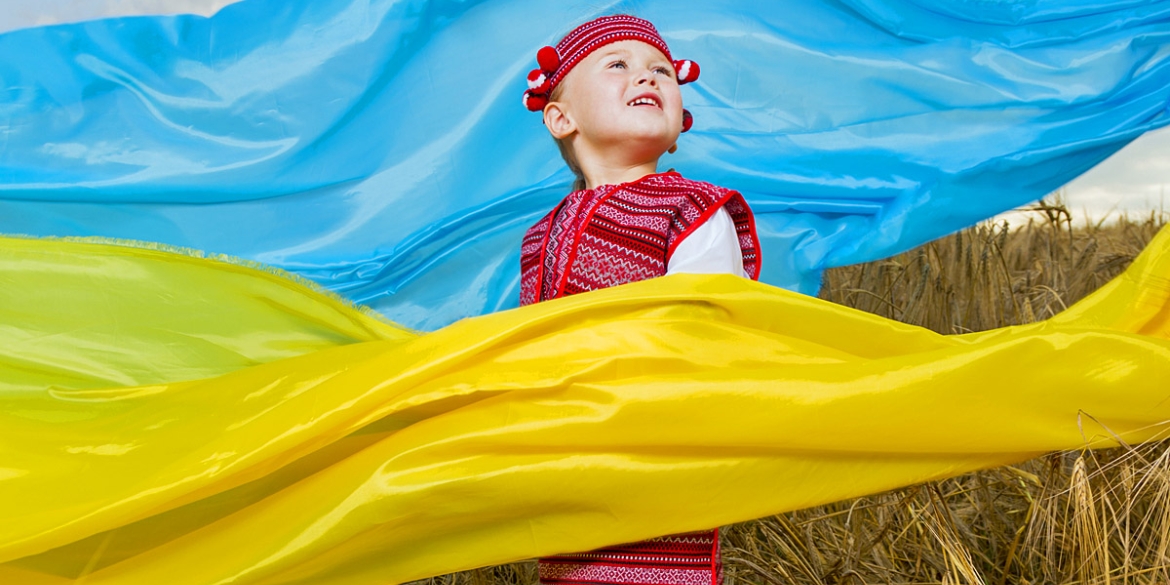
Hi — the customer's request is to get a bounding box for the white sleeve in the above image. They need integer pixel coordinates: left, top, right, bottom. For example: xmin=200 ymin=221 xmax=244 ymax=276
xmin=667 ymin=206 xmax=748 ymax=278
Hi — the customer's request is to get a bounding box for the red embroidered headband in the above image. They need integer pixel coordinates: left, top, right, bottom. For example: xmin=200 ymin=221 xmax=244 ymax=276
xmin=523 ymin=15 xmax=700 ymax=132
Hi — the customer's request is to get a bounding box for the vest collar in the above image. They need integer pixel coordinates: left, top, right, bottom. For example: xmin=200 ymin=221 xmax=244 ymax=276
xmin=581 ymin=170 xmax=683 ymax=194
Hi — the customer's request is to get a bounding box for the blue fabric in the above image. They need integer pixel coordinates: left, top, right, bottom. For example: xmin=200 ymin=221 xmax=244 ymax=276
xmin=1 ymin=0 xmax=1167 ymax=330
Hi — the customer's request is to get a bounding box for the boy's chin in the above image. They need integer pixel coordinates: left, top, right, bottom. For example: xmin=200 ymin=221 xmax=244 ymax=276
xmin=607 ymin=130 xmax=678 ymax=157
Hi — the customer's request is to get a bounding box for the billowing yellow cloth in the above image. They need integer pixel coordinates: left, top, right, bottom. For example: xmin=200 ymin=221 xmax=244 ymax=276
xmin=1 ymin=229 xmax=1169 ymax=584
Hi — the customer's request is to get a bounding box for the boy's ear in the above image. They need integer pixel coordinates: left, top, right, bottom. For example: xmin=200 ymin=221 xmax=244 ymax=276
xmin=543 ymin=101 xmax=576 ymax=140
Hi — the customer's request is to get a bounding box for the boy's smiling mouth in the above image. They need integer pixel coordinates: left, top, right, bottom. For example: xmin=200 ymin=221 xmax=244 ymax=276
xmin=627 ymin=93 xmax=661 ymax=108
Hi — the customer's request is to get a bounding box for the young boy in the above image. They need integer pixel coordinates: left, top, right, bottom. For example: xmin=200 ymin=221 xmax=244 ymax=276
xmin=518 ymin=14 xmax=762 ymax=585
xmin=519 ymin=15 xmax=761 ymax=308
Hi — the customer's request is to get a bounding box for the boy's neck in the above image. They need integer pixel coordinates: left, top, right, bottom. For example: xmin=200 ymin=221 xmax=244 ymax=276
xmin=580 ymin=159 xmax=662 ymax=190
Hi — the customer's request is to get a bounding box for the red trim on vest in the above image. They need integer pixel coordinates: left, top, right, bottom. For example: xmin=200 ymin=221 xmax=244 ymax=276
xmin=554 ymin=183 xmax=623 ymax=302
xmin=520 ymin=172 xmax=761 ymax=306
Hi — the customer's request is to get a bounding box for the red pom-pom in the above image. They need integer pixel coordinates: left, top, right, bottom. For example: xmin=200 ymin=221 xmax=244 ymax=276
xmin=674 ymin=60 xmax=700 ymax=84
xmin=537 ymin=46 xmax=560 ymax=72
xmin=526 ymin=69 xmax=550 ymax=94
xmin=523 ymin=91 xmax=549 ymax=112
xmin=681 ymin=109 xmax=693 ymax=133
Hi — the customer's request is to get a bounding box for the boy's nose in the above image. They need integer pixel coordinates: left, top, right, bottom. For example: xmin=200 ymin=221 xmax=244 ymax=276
xmin=635 ymin=69 xmax=657 ymax=86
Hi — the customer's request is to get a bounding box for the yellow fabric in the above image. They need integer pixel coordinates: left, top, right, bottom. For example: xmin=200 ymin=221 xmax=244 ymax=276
xmin=1 ymin=228 xmax=1169 ymax=584
xmin=0 ymin=236 xmax=411 ymax=393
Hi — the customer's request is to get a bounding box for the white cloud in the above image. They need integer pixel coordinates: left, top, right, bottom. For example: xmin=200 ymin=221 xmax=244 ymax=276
xmin=995 ymin=126 xmax=1170 ymax=226
xmin=1062 ymin=126 xmax=1170 ymax=216
xmin=0 ymin=0 xmax=242 ymax=34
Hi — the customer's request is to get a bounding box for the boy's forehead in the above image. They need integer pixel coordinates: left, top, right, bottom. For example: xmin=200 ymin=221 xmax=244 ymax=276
xmin=592 ymin=40 xmax=670 ymax=61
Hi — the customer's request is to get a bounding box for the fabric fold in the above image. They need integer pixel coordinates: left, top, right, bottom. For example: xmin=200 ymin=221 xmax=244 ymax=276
xmin=1 ymin=227 xmax=1168 ymax=583
xmin=1 ymin=0 xmax=1167 ymax=329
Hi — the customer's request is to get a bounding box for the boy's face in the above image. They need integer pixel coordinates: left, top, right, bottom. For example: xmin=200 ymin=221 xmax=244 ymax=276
xmin=554 ymin=40 xmax=683 ymax=160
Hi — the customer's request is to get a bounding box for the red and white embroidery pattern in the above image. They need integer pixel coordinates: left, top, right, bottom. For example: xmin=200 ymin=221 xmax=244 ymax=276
xmin=519 ymin=172 xmax=760 ymax=306
xmin=539 ymin=529 xmax=722 ymax=585
xmin=540 ymin=564 xmax=711 ymax=585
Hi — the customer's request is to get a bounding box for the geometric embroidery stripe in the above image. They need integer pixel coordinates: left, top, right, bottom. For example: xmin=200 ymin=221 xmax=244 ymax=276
xmin=553 ymin=184 xmax=620 ymax=299
xmin=543 ymin=532 xmax=717 ymax=563
xmin=540 ymin=528 xmax=719 ymax=585
xmin=543 ymin=194 xmax=588 ymax=301
xmin=539 ymin=563 xmax=715 ymax=585
xmin=543 ymin=555 xmax=714 ymax=566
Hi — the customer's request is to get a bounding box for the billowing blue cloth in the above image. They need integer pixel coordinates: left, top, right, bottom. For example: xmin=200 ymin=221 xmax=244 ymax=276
xmin=1 ymin=0 xmax=1167 ymax=330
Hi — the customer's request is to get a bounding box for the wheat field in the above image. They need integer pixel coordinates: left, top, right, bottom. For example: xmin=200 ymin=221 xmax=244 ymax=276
xmin=414 ymin=200 xmax=1170 ymax=585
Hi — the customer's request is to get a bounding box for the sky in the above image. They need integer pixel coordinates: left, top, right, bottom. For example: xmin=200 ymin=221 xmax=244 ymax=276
xmin=0 ymin=0 xmax=236 ymax=30
xmin=0 ymin=0 xmax=1166 ymax=223
xmin=1046 ymin=126 xmax=1169 ymax=220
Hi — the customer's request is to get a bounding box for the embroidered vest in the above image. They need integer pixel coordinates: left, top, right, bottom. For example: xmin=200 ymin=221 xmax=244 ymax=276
xmin=520 ymin=172 xmax=760 ymax=306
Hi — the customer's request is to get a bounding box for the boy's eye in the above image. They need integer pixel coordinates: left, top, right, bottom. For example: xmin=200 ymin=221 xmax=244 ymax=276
xmin=609 ymin=60 xmax=627 ymax=69
xmin=654 ymin=66 xmax=673 ymax=76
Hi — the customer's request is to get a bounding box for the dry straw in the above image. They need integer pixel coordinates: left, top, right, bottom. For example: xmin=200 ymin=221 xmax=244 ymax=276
xmin=414 ymin=198 xmax=1169 ymax=585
